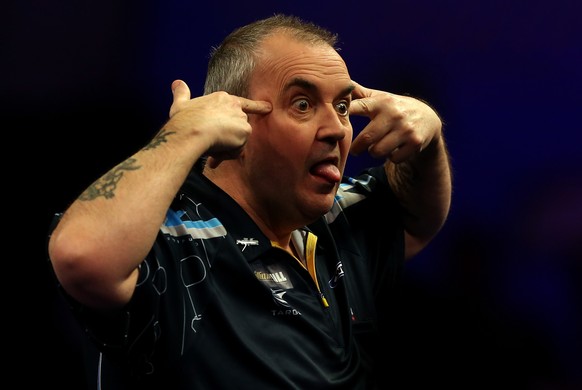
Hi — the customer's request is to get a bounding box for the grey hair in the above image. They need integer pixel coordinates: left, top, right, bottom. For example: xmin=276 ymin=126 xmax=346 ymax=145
xmin=203 ymin=14 xmax=339 ymax=98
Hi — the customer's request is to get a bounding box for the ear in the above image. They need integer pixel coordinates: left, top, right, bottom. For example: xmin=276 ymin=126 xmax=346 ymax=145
xmin=205 ymin=146 xmax=246 ymax=170
xmin=206 ymin=156 xmax=221 ymax=169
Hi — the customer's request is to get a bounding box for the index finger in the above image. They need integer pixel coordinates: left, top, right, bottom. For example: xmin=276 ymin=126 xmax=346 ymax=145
xmin=239 ymin=97 xmax=272 ymax=114
xmin=349 ymin=97 xmax=378 ymax=117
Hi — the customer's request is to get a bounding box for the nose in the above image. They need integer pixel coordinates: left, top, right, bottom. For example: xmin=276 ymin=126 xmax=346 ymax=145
xmin=316 ymin=104 xmax=350 ymax=143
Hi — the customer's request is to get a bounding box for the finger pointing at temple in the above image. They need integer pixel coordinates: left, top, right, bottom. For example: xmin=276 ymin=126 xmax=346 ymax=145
xmin=239 ymin=97 xmax=272 ymax=115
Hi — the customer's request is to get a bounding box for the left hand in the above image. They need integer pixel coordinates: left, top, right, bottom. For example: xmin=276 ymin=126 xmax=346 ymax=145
xmin=349 ymin=81 xmax=442 ymax=163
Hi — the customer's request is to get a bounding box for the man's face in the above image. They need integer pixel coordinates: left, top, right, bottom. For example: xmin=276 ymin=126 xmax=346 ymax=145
xmin=243 ymin=33 xmax=354 ymax=225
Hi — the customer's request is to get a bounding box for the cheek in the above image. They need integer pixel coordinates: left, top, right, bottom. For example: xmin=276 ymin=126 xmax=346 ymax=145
xmin=338 ymin=126 xmax=353 ymax=166
xmin=248 ymin=115 xmax=298 ymax=162
xmin=259 ymin=113 xmax=305 ymax=147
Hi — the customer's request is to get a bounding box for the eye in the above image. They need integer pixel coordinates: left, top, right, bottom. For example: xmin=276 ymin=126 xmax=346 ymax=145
xmin=292 ymin=98 xmax=311 ymax=113
xmin=335 ymin=101 xmax=349 ymax=117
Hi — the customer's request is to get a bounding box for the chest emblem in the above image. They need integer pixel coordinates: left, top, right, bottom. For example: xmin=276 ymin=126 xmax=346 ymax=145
xmin=236 ymin=237 xmax=259 ymax=251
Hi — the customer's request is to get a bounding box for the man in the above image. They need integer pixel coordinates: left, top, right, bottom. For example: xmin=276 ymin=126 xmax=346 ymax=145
xmin=48 ymin=14 xmax=452 ymax=389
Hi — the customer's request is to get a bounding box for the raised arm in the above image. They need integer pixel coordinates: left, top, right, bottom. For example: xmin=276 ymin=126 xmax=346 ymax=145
xmin=48 ymin=80 xmax=272 ymax=308
xmin=349 ymin=81 xmax=452 ymax=259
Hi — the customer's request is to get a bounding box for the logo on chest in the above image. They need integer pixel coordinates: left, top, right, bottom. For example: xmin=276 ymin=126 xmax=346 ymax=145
xmin=236 ymin=237 xmax=259 ymax=251
xmin=254 ymin=268 xmax=292 ymax=289
xmin=252 ymin=263 xmax=301 ymax=316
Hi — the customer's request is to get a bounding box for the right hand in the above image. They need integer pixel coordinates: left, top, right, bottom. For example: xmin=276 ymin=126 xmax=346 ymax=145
xmin=169 ymin=80 xmax=272 ymax=168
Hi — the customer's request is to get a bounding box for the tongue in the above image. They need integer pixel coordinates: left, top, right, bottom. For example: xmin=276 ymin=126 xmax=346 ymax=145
xmin=311 ymin=162 xmax=341 ymax=183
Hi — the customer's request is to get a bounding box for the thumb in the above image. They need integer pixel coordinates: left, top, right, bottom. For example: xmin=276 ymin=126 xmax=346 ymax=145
xmin=169 ymin=79 xmax=191 ymax=117
xmin=171 ymin=79 xmax=191 ymax=102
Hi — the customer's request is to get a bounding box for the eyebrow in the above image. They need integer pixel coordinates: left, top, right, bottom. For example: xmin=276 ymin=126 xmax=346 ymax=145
xmin=284 ymin=77 xmax=355 ymax=100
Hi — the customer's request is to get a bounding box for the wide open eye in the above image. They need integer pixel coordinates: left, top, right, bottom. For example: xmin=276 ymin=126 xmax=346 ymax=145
xmin=335 ymin=101 xmax=349 ymax=117
xmin=292 ymin=98 xmax=311 ymax=113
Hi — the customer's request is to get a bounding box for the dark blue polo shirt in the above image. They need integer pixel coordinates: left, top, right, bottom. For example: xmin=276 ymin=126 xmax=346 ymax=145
xmin=55 ymin=165 xmax=405 ymax=389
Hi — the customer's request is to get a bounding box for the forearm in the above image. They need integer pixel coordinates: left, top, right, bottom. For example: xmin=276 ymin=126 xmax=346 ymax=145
xmin=386 ymin=133 xmax=452 ymax=259
xmin=48 ymin=126 xmax=206 ymax=308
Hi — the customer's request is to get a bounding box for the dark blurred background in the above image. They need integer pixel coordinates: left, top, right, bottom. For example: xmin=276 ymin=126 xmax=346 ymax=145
xmin=6 ymin=0 xmax=581 ymax=388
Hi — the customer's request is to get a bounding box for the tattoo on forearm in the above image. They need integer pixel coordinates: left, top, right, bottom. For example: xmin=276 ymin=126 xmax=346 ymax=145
xmin=78 ymin=128 xmax=173 ymax=201
xmin=79 ymin=158 xmax=141 ymax=200
xmin=143 ymin=128 xmax=176 ymax=150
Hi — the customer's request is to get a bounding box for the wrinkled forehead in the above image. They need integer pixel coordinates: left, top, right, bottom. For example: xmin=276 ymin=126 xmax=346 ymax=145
xmin=252 ymin=33 xmax=351 ymax=95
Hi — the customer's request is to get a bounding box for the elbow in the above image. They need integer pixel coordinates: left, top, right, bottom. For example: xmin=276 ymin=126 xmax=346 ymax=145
xmin=403 ymin=206 xmax=450 ymax=260
xmin=404 ymin=227 xmax=441 ymax=260
xmin=48 ymin=228 xmax=88 ymax=288
xmin=48 ymin=229 xmax=134 ymax=309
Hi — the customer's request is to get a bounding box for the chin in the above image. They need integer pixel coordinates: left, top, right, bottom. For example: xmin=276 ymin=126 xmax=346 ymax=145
xmin=305 ymin=197 xmax=335 ymax=219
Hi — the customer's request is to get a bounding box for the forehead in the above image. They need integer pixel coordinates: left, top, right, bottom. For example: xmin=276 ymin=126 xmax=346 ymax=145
xmin=251 ymin=33 xmax=352 ymax=95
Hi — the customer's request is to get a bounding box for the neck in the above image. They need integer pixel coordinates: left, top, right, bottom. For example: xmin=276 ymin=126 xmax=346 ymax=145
xmin=204 ymin=165 xmax=297 ymax=247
